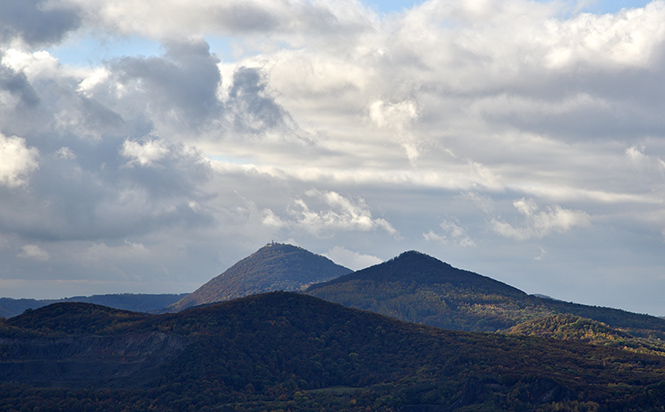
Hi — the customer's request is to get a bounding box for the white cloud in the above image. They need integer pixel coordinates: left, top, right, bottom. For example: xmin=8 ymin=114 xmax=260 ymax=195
xmin=626 ymin=144 xmax=665 ymax=173
xmin=1 ymin=49 xmax=62 ymax=81
xmin=121 ymin=138 xmax=170 ymax=167
xmin=0 ymin=133 xmax=39 ymax=187
xmin=83 ymin=240 xmax=149 ymax=263
xmin=491 ymin=198 xmax=591 ymax=240
xmin=369 ymin=99 xmax=421 ymax=161
xmin=542 ymin=3 xmax=665 ymax=69
xmin=264 ymin=190 xmax=397 ymax=237
xmin=56 ymin=146 xmax=76 ymax=160
xmin=261 ymin=208 xmax=286 ymax=228
xmin=18 ymin=244 xmax=50 ymax=261
xmin=324 ymin=245 xmax=382 ymax=270
xmin=423 ymin=219 xmax=476 ymax=247
xmin=368 ymin=99 xmax=419 ymax=129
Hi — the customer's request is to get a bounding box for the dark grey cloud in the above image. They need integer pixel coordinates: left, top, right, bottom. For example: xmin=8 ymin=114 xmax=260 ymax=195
xmin=112 ymin=39 xmax=221 ymax=130
xmin=209 ymin=4 xmax=282 ymax=33
xmin=0 ymin=0 xmax=81 ymax=46
xmin=0 ymin=137 xmax=214 ymax=243
xmin=474 ymin=64 xmax=665 ymax=141
xmin=0 ymin=59 xmax=127 ymax=155
xmin=0 ymin=46 xmax=216 ymax=246
xmin=227 ymin=67 xmax=293 ymax=134
xmin=0 ymin=60 xmax=40 ymax=107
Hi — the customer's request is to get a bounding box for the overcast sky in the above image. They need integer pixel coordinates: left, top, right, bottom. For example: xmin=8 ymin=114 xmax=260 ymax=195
xmin=1 ymin=0 xmax=664 ymax=316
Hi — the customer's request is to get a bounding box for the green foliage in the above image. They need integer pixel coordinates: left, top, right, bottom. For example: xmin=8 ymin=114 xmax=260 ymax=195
xmin=306 ymin=251 xmax=665 ymax=357
xmin=508 ymin=314 xmax=665 ymax=357
xmin=309 ymin=278 xmax=551 ymax=332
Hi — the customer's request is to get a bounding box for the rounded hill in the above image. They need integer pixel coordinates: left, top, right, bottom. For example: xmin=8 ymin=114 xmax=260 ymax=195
xmin=169 ymin=243 xmax=351 ymax=311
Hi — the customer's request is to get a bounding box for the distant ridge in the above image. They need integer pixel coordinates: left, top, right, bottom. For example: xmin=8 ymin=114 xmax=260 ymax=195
xmin=0 ymin=293 xmax=188 ymax=318
xmin=307 ymin=250 xmax=665 ymax=336
xmin=168 ymin=243 xmax=351 ymax=311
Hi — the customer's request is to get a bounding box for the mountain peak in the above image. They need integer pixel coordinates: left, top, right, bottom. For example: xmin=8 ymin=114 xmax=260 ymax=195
xmin=168 ymin=243 xmax=351 ymax=311
xmin=390 ymin=250 xmax=452 ymax=267
xmin=309 ymin=250 xmax=521 ymax=296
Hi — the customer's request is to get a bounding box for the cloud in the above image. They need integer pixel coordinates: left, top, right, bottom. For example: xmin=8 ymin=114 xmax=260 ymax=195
xmin=0 ymin=0 xmax=81 ymax=46
xmin=121 ymin=138 xmax=170 ymax=167
xmin=18 ymin=244 xmax=50 ymax=261
xmin=1 ymin=0 xmax=665 ymax=314
xmin=626 ymin=144 xmax=665 ymax=173
xmin=324 ymin=245 xmax=382 ymax=270
xmin=369 ymin=99 xmax=420 ymax=161
xmin=491 ymin=198 xmax=591 ymax=240
xmin=0 ymin=56 xmax=40 ymax=108
xmin=0 ymin=132 xmax=214 ymax=244
xmin=0 ymin=133 xmax=39 ymax=187
xmin=225 ymin=66 xmax=296 ymax=135
xmin=424 ymin=219 xmax=476 ymax=247
xmin=68 ymin=0 xmax=373 ymax=40
xmin=264 ymin=189 xmax=397 ymax=237
xmin=111 ymin=39 xmax=222 ymax=132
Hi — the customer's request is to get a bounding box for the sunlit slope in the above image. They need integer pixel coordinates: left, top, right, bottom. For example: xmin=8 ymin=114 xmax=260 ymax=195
xmin=169 ymin=242 xmax=351 ymax=311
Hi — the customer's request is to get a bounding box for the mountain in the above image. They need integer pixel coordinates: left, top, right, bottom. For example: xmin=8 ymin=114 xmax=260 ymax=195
xmin=0 ymin=293 xmax=188 ymax=318
xmin=168 ymin=242 xmax=351 ymax=311
xmin=2 ymin=293 xmax=665 ymax=411
xmin=306 ymin=250 xmax=665 ymax=338
xmin=307 ymin=250 xmax=549 ymax=331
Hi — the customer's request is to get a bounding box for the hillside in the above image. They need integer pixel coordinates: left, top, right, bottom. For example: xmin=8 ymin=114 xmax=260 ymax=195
xmin=5 ymin=302 xmax=149 ymax=336
xmin=168 ymin=242 xmax=351 ymax=311
xmin=307 ymin=251 xmax=551 ymax=331
xmin=508 ymin=314 xmax=665 ymax=357
xmin=2 ymin=293 xmax=665 ymax=411
xmin=0 ymin=293 xmax=188 ymax=318
xmin=306 ymin=251 xmax=665 ymax=339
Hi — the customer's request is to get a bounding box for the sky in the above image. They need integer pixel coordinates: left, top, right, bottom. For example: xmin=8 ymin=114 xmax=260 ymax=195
xmin=1 ymin=0 xmax=664 ymax=316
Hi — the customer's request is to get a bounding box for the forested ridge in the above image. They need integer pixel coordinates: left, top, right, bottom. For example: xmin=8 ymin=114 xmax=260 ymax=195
xmin=306 ymin=251 xmax=665 ymax=355
xmin=2 ymin=292 xmax=665 ymax=411
xmin=0 ymin=293 xmax=188 ymax=318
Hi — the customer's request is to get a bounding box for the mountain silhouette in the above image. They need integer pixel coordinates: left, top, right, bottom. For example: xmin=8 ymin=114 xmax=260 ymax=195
xmin=168 ymin=242 xmax=351 ymax=311
xmin=310 ymin=250 xmax=526 ymax=296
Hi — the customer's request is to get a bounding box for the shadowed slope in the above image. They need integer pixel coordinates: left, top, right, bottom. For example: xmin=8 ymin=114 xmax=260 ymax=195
xmin=3 ymin=293 xmax=665 ymax=410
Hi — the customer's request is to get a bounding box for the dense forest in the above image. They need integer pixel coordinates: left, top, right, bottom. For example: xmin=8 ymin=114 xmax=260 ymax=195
xmin=306 ymin=251 xmax=665 ymax=355
xmin=2 ymin=292 xmax=665 ymax=411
